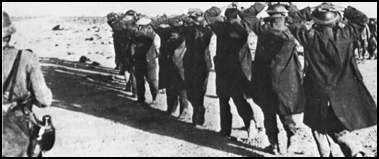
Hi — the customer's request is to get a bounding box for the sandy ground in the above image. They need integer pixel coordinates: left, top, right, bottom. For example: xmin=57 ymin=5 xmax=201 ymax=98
xmin=8 ymin=16 xmax=377 ymax=157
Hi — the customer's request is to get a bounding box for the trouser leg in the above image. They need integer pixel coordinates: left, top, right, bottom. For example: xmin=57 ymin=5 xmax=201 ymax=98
xmin=146 ymin=60 xmax=159 ymax=101
xmin=190 ymin=93 xmax=206 ymax=125
xmin=178 ymin=89 xmax=188 ymax=115
xmin=146 ymin=77 xmax=158 ymax=101
xmin=124 ymin=71 xmax=130 ymax=90
xmin=129 ymin=72 xmax=137 ymax=96
xmin=261 ymin=102 xmax=279 ymax=145
xmin=135 ymin=68 xmax=146 ymax=102
xmin=219 ymin=96 xmax=232 ymax=136
xmin=231 ymin=95 xmax=254 ymax=130
xmin=113 ymin=37 xmax=120 ymax=67
xmin=166 ymin=88 xmax=179 ymax=114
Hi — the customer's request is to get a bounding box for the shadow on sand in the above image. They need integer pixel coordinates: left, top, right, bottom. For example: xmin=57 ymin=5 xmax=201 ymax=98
xmin=39 ymin=57 xmax=268 ymax=157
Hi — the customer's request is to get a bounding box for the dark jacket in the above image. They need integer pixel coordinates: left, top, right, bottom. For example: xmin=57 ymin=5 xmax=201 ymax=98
xmin=113 ymin=30 xmax=134 ymax=72
xmin=210 ymin=21 xmax=250 ymax=97
xmin=181 ymin=25 xmax=213 ymax=94
xmin=154 ymin=26 xmax=186 ymax=90
xmin=286 ymin=6 xmax=377 ymax=131
xmin=240 ymin=3 xmax=305 ymax=115
xmin=130 ymin=30 xmax=155 ymax=70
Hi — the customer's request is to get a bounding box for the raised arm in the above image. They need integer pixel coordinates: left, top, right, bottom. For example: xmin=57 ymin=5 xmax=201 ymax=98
xmin=287 ymin=6 xmax=313 ymax=47
xmin=343 ymin=6 xmax=369 ymax=39
xmin=238 ymin=2 xmax=267 ymax=35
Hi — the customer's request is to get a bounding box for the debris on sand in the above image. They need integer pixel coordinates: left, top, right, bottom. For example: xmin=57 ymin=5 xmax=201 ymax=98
xmin=78 ymin=56 xmax=101 ymax=67
xmin=85 ymin=37 xmax=94 ymax=41
xmin=55 ymin=44 xmax=59 ymax=47
xmin=67 ymin=52 xmax=75 ymax=55
xmin=52 ymin=25 xmax=64 ymax=31
xmin=93 ymin=34 xmax=102 ymax=39
xmin=91 ymin=61 xmax=100 ymax=66
xmin=79 ymin=56 xmax=91 ymax=63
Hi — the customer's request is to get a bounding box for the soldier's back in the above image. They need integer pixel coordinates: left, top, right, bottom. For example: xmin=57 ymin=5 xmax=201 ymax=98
xmin=2 ymin=46 xmax=52 ymax=106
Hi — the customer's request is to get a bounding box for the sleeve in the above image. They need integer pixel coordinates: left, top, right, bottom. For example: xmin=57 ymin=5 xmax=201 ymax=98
xmin=28 ymin=52 xmax=52 ymax=107
xmin=287 ymin=7 xmax=313 ymax=47
xmin=287 ymin=6 xmax=313 ymax=24
xmin=238 ymin=2 xmax=267 ymax=35
xmin=343 ymin=6 xmax=369 ymax=40
xmin=231 ymin=23 xmax=248 ymax=40
xmin=209 ymin=22 xmax=224 ymax=37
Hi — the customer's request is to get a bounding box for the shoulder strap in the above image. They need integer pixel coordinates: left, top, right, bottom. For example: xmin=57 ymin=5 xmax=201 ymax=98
xmin=3 ymin=50 xmax=23 ymax=102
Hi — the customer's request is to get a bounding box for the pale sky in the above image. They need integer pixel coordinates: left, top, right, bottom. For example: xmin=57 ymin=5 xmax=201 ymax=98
xmin=2 ymin=2 xmax=377 ymax=18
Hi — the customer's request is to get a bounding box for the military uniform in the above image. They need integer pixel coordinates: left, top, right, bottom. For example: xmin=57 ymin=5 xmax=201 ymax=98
xmin=2 ymin=46 xmax=52 ymax=157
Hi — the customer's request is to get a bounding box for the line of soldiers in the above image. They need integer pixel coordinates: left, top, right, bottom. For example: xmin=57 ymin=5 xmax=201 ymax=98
xmin=107 ymin=2 xmax=377 ymax=157
xmin=355 ymin=18 xmax=377 ymax=60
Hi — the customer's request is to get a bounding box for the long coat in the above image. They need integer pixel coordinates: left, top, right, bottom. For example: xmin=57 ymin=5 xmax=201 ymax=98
xmin=286 ymin=6 xmax=377 ymax=131
xmin=112 ymin=30 xmax=134 ymax=73
xmin=154 ymin=26 xmax=187 ymax=90
xmin=240 ymin=9 xmax=305 ymax=115
xmin=210 ymin=21 xmax=250 ymax=97
xmin=181 ymin=25 xmax=213 ymax=102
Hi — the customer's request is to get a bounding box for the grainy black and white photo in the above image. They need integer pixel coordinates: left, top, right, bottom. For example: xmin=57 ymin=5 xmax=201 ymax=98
xmin=2 ymin=2 xmax=377 ymax=157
